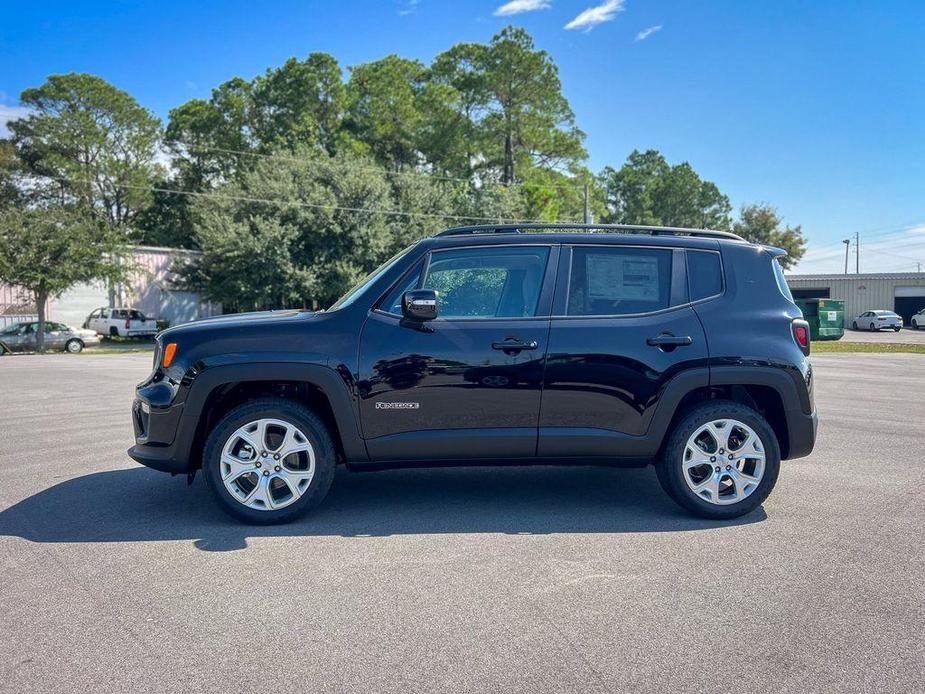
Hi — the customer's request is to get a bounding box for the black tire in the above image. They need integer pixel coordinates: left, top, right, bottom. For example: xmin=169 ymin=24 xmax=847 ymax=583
xmin=893 ymin=326 xmax=901 ymax=332
xmin=914 ymin=320 xmax=920 ymax=330
xmin=870 ymin=323 xmax=876 ymax=331
xmin=656 ymin=400 xmax=781 ymax=520
xmin=852 ymin=321 xmax=858 ymax=330
xmin=65 ymin=339 xmax=84 ymax=353
xmin=109 ymin=326 xmax=119 ymax=338
xmin=203 ymin=398 xmax=337 ymax=524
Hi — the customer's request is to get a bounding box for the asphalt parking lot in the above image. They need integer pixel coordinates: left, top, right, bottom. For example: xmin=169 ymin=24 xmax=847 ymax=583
xmin=1 ymin=354 xmax=923 ymax=693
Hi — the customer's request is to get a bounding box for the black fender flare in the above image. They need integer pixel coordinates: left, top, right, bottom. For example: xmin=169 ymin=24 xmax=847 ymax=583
xmin=643 ymin=363 xmax=813 ymax=459
xmin=178 ymin=361 xmax=368 ymax=464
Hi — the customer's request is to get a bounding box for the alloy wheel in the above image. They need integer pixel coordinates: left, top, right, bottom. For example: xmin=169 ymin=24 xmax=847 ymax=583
xmin=682 ymin=418 xmax=765 ymax=505
xmin=220 ymin=418 xmax=315 ymax=511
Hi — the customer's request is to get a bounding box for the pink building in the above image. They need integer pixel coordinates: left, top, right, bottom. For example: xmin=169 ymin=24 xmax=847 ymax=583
xmin=0 ymin=245 xmax=221 ymax=329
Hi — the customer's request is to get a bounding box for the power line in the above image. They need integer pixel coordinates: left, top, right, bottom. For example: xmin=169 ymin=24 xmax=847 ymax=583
xmin=168 ymin=141 xmax=590 ymax=192
xmin=43 ymin=173 xmax=578 ymax=225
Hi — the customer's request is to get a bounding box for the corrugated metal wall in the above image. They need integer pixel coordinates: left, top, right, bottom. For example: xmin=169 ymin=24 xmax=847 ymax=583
xmin=786 ymin=273 xmax=925 ymax=324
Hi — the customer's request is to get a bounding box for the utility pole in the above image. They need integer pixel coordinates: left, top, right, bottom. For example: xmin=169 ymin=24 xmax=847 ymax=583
xmin=855 ymin=231 xmax=860 ymax=273
xmin=842 ymin=239 xmax=850 ymax=275
xmin=583 ymin=184 xmax=592 ymax=224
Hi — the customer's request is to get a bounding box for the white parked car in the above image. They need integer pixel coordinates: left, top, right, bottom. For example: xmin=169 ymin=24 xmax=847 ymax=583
xmin=912 ymin=308 xmax=925 ymax=330
xmin=85 ymin=307 xmax=158 ymax=338
xmin=851 ymin=310 xmax=902 ymax=332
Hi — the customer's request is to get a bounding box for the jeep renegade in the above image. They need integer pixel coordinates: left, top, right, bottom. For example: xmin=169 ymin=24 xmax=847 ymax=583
xmin=129 ymin=224 xmax=816 ymax=524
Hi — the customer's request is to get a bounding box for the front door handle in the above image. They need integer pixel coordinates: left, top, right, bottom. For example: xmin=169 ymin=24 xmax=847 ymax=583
xmin=492 ymin=339 xmax=539 ymax=353
xmin=646 ymin=334 xmax=693 ymax=348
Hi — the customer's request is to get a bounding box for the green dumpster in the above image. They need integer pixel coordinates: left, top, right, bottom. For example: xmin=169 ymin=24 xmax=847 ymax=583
xmin=795 ymin=298 xmax=845 ymax=341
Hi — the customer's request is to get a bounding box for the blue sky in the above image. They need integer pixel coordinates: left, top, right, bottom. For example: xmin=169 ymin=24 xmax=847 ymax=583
xmin=2 ymin=0 xmax=924 ymax=273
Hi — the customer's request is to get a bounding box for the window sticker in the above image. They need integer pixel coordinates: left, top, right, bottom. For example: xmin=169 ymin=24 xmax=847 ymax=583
xmin=586 ymin=254 xmax=660 ymax=301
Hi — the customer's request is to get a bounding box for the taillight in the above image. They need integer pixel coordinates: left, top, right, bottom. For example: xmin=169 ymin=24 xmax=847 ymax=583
xmin=792 ymin=319 xmax=810 ymax=355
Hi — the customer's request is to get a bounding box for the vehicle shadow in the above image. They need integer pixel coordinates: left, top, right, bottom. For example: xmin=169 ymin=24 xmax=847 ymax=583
xmin=0 ymin=465 xmax=766 ymax=552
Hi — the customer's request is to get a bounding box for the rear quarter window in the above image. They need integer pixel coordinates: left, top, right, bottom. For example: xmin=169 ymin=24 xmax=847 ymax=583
xmin=687 ymin=250 xmax=723 ymax=301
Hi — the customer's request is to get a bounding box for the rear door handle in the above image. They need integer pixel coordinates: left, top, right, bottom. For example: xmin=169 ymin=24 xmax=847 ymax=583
xmin=492 ymin=339 xmax=539 ymax=353
xmin=646 ymin=335 xmax=693 ymax=347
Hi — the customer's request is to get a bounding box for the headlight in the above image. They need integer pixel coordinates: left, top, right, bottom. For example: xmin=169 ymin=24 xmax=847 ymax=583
xmin=141 ymin=401 xmax=150 ymax=415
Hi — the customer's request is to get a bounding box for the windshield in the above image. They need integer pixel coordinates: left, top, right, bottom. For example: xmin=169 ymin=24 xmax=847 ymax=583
xmin=327 ymin=243 xmax=419 ymax=311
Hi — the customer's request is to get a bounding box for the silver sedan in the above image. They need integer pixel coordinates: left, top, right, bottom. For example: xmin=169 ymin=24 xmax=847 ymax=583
xmin=851 ymin=310 xmax=903 ymax=332
xmin=0 ymin=321 xmax=101 ymax=354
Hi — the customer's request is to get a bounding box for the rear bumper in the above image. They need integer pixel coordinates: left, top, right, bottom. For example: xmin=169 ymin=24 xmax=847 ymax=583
xmin=785 ymin=407 xmax=817 ymax=460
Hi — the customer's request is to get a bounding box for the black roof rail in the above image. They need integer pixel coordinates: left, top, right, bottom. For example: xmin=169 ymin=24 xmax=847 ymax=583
xmin=434 ymin=223 xmax=745 ymax=241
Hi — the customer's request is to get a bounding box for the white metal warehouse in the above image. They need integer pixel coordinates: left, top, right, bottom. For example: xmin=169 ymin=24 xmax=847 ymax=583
xmin=785 ymin=272 xmax=925 ymax=325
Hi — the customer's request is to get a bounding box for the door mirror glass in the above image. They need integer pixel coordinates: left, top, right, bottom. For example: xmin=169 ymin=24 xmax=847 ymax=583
xmin=402 ymin=289 xmax=439 ymax=321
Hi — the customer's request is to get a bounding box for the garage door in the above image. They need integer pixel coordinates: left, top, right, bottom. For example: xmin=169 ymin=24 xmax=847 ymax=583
xmin=894 ymin=287 xmax=925 ymax=324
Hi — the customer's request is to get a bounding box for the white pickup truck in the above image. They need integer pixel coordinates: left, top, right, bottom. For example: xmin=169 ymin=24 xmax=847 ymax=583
xmin=84 ymin=307 xmax=158 ymax=338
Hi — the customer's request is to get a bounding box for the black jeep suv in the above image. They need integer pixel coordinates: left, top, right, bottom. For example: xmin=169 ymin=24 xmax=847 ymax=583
xmin=129 ymin=224 xmax=816 ymax=524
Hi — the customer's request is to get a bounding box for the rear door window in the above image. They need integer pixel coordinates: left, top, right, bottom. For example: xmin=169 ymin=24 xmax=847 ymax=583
xmin=566 ymin=247 xmax=672 ymax=316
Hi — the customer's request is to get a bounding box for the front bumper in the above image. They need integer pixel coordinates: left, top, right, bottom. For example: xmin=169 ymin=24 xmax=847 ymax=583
xmin=129 ymin=397 xmax=191 ymax=474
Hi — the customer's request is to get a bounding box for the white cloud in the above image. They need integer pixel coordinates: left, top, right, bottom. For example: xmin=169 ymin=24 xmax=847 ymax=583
xmin=398 ymin=0 xmax=419 ymax=15
xmin=635 ymin=24 xmax=662 ymax=41
xmin=565 ymin=0 xmax=625 ymax=32
xmin=0 ymin=103 xmax=32 ymax=138
xmin=494 ymin=0 xmax=551 ymax=16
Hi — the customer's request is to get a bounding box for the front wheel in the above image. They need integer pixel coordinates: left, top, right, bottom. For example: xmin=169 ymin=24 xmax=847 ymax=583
xmin=852 ymin=321 xmax=858 ymax=330
xmin=894 ymin=326 xmax=901 ymax=332
xmin=65 ymin=339 xmax=84 ymax=353
xmin=656 ymin=400 xmax=781 ymax=519
xmin=914 ymin=320 xmax=920 ymax=330
xmin=870 ymin=323 xmax=876 ymax=331
xmin=202 ymin=398 xmax=336 ymax=524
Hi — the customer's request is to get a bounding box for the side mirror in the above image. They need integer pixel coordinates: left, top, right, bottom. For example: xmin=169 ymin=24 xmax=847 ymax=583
xmin=402 ymin=289 xmax=438 ymax=322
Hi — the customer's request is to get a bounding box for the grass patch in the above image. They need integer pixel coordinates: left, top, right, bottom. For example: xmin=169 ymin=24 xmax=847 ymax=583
xmin=812 ymin=341 xmax=925 ymax=354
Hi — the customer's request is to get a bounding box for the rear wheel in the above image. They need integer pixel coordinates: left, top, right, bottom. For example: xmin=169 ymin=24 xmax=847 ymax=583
xmin=109 ymin=326 xmax=119 ymax=338
xmin=65 ymin=339 xmax=84 ymax=353
xmin=870 ymin=322 xmax=876 ymax=331
xmin=203 ymin=398 xmax=336 ymax=524
xmin=656 ymin=400 xmax=780 ymax=519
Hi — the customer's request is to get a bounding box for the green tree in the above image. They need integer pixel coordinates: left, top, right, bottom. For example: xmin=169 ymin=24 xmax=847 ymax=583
xmin=733 ymin=203 xmax=806 ymax=268
xmin=424 ymin=42 xmax=490 ymax=177
xmin=0 ymin=140 xmax=22 ymax=210
xmin=9 ymin=73 xmax=162 ymax=229
xmin=344 ymin=56 xmax=428 ymax=171
xmin=599 ymin=149 xmax=732 ymax=229
xmin=480 ymin=26 xmax=586 ymax=184
xmin=252 ymin=53 xmax=345 ymax=155
xmin=165 ymin=77 xmax=256 ymax=186
xmin=181 ymin=149 xmax=398 ymax=311
xmin=0 ymin=205 xmax=129 ymax=350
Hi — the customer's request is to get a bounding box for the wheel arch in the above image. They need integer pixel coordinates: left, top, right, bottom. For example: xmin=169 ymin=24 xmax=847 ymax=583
xmin=180 ymin=363 xmax=367 ymax=471
xmin=650 ymin=365 xmax=812 ymax=461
